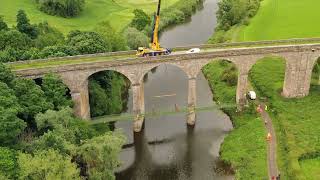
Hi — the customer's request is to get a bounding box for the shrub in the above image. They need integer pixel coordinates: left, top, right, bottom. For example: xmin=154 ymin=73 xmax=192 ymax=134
xmin=37 ymin=0 xmax=85 ymax=18
xmin=123 ymin=27 xmax=149 ymax=49
xmin=67 ymin=30 xmax=111 ymax=54
xmin=130 ymin=9 xmax=151 ymax=31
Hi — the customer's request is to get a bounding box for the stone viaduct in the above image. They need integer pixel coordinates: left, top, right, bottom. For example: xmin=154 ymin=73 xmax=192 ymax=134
xmin=12 ymin=43 xmax=320 ymax=132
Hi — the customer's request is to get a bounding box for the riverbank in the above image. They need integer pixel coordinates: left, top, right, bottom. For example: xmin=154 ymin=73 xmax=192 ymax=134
xmin=202 ymin=61 xmax=268 ymax=179
xmin=249 ymin=58 xmax=320 ymax=180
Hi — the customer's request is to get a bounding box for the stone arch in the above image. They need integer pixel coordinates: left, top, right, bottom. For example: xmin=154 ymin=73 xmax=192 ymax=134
xmin=139 ymin=63 xmax=189 ymax=83
xmin=310 ymin=57 xmax=320 ymax=89
xmin=88 ymin=68 xmax=133 ymax=86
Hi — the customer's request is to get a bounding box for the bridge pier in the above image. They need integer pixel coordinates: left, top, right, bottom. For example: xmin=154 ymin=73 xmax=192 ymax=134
xmin=132 ymin=82 xmax=145 ymax=132
xmin=187 ymin=77 xmax=197 ymax=126
xmin=282 ymin=53 xmax=316 ymax=98
xmin=236 ymin=69 xmax=249 ymax=109
xmin=70 ymin=79 xmax=91 ymax=120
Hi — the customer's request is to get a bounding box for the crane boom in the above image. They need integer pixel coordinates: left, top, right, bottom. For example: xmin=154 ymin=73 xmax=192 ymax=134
xmin=151 ymin=0 xmax=161 ymax=50
xmin=136 ymin=0 xmax=171 ymax=57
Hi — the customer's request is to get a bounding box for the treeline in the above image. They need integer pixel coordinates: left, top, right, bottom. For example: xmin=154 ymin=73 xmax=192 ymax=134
xmin=0 ymin=63 xmax=125 ymax=179
xmin=209 ymin=0 xmax=262 ymax=43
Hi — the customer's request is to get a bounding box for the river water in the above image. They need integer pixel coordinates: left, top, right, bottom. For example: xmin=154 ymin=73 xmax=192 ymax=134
xmin=115 ymin=0 xmax=234 ymax=179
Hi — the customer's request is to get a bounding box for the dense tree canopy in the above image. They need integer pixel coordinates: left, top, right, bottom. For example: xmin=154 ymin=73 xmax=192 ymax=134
xmin=16 ymin=10 xmax=38 ymax=38
xmin=18 ymin=149 xmax=81 ymax=179
xmin=130 ymin=9 xmax=151 ymax=31
xmin=37 ymin=0 xmax=85 ymax=18
xmin=0 ymin=16 xmax=8 ymax=31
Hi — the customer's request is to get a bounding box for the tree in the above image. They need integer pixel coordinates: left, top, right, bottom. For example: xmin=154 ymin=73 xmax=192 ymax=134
xmin=0 ymin=82 xmax=26 ymax=146
xmin=67 ymin=30 xmax=111 ymax=54
xmin=18 ymin=149 xmax=81 ymax=180
xmin=0 ymin=107 xmax=26 ymax=146
xmin=0 ymin=63 xmax=15 ymax=87
xmin=13 ymin=78 xmax=53 ymax=122
xmin=130 ymin=9 xmax=151 ymax=31
xmin=0 ymin=16 xmax=8 ymax=31
xmin=35 ymin=22 xmax=65 ymax=49
xmin=94 ymin=21 xmax=128 ymax=51
xmin=32 ymin=130 xmax=75 ymax=155
xmin=78 ymin=131 xmax=125 ymax=180
xmin=35 ymin=107 xmax=96 ymax=144
xmin=38 ymin=0 xmax=85 ymax=18
xmin=42 ymin=74 xmax=72 ymax=110
xmin=0 ymin=30 xmax=31 ymax=51
xmin=40 ymin=45 xmax=79 ymax=58
xmin=123 ymin=27 xmax=149 ymax=49
xmin=16 ymin=10 xmax=38 ymax=38
xmin=0 ymin=147 xmax=18 ymax=179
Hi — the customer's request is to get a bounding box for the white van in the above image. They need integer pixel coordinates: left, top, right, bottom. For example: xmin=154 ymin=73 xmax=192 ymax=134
xmin=247 ymin=91 xmax=257 ymax=100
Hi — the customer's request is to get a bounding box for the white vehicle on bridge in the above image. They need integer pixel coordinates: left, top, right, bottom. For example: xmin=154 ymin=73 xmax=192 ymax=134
xmin=186 ymin=48 xmax=201 ymax=54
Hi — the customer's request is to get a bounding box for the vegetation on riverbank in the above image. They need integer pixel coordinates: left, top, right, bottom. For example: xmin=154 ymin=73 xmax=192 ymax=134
xmin=249 ymin=58 xmax=320 ymax=180
xmin=208 ymin=0 xmax=262 ymax=43
xmin=202 ymin=60 xmax=268 ymax=179
xmin=0 ymin=63 xmax=126 ymax=179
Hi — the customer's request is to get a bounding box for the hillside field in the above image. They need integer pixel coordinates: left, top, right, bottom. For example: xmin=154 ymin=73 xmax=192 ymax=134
xmin=0 ymin=0 xmax=179 ymax=33
xmin=238 ymin=0 xmax=320 ymax=41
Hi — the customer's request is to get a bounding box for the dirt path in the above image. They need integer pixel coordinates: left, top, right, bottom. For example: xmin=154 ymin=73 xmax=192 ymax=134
xmin=260 ymin=104 xmax=279 ymax=179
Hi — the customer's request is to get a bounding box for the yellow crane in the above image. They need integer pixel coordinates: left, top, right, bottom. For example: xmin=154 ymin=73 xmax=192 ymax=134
xmin=136 ymin=0 xmax=171 ymax=57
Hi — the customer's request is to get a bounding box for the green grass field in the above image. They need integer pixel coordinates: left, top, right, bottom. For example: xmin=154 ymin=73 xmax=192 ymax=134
xmin=249 ymin=58 xmax=320 ymax=179
xmin=0 ymin=0 xmax=179 ymax=33
xmin=238 ymin=0 xmax=320 ymax=41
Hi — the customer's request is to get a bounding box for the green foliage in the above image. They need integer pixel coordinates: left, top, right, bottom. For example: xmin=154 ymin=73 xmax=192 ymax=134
xmin=216 ymin=0 xmax=261 ymax=31
xmin=32 ymin=130 xmax=75 ymax=155
xmin=13 ymin=78 xmax=53 ymax=122
xmin=123 ymin=27 xmax=149 ymax=49
xmin=35 ymin=107 xmax=96 ymax=144
xmin=202 ymin=60 xmax=268 ymax=179
xmin=130 ymin=9 xmax=151 ymax=31
xmin=0 ymin=30 xmax=31 ymax=51
xmin=0 ymin=16 xmax=8 ymax=31
xmin=0 ymin=83 xmax=26 ymax=146
xmin=221 ymin=63 xmax=238 ymax=86
xmin=0 ymin=63 xmax=15 ymax=87
xmin=94 ymin=21 xmax=128 ymax=52
xmin=16 ymin=10 xmax=38 ymax=39
xmin=0 ymin=147 xmax=18 ymax=179
xmin=40 ymin=45 xmax=79 ymax=58
xmin=37 ymin=0 xmax=85 ymax=18
xmin=89 ymin=71 xmax=129 ymax=117
xmin=42 ymin=74 xmax=72 ymax=110
xmin=18 ymin=149 xmax=81 ymax=180
xmin=78 ymin=131 xmax=125 ymax=180
xmin=67 ymin=30 xmax=111 ymax=54
xmin=35 ymin=22 xmax=65 ymax=49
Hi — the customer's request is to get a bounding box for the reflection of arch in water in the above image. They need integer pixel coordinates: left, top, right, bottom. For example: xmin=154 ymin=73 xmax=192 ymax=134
xmin=115 ymin=127 xmax=197 ymax=180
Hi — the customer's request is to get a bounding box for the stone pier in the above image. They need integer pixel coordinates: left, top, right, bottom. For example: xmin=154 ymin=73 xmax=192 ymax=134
xmin=187 ymin=77 xmax=197 ymax=126
xmin=132 ymin=82 xmax=145 ymax=132
xmin=282 ymin=52 xmax=317 ymax=98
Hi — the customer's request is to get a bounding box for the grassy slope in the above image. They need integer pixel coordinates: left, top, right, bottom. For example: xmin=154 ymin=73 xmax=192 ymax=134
xmin=0 ymin=0 xmax=179 ymax=33
xmin=238 ymin=0 xmax=320 ymax=41
xmin=249 ymin=58 xmax=320 ymax=179
xmin=202 ymin=61 xmax=268 ymax=179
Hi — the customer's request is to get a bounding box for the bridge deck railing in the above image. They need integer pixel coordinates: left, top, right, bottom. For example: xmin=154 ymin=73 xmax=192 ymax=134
xmin=7 ymin=37 xmax=320 ymax=68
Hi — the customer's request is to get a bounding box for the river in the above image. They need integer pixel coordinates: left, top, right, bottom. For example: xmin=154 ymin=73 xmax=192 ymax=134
xmin=115 ymin=0 xmax=234 ymax=179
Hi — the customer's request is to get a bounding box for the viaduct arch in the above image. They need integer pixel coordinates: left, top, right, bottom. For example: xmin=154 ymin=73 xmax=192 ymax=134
xmin=12 ymin=44 xmax=320 ymax=132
